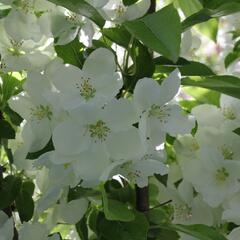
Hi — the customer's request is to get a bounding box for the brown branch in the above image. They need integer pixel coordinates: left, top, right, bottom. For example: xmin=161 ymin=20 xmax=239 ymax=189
xmin=135 ymin=185 xmax=149 ymax=213
xmin=148 ymin=0 xmax=156 ymax=14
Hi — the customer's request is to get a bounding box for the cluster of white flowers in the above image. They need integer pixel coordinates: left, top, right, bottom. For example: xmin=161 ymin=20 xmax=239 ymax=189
xmin=168 ymin=95 xmax=240 ymax=239
xmin=0 ymin=0 xmax=196 ymax=238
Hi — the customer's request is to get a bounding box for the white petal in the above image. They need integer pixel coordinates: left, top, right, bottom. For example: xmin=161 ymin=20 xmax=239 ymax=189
xmin=72 ymin=144 xmax=110 ymax=183
xmin=0 ymin=211 xmax=14 ymax=240
xmin=133 ymin=78 xmax=161 ymax=115
xmin=125 ymin=0 xmax=151 ymax=21
xmin=52 ymin=119 xmax=90 ymax=155
xmin=58 ymin=198 xmax=89 ymax=224
xmin=158 ymin=69 xmax=181 ymax=105
xmin=161 ymin=104 xmax=195 ymax=136
xmin=191 ymin=104 xmax=223 ymax=128
xmin=82 ymin=48 xmax=116 ymax=77
xmin=104 ymin=98 xmax=138 ymax=131
xmin=19 ymin=223 xmax=48 ymax=240
xmin=134 ymin=159 xmax=168 ymax=187
xmin=106 ymin=127 xmax=144 ymax=159
xmin=22 ymin=119 xmax=52 ymax=153
xmin=8 ymin=94 xmax=33 ymax=120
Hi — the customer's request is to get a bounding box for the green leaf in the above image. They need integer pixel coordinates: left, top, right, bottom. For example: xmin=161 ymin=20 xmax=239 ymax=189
xmin=175 ymin=0 xmax=203 ymax=17
xmin=98 ymin=211 xmax=149 ymax=240
xmin=182 ymin=1 xmax=240 ymax=30
xmin=124 ymin=4 xmax=181 ymax=62
xmin=1 ymin=74 xmax=23 ymax=106
xmin=154 ymin=56 xmax=214 ymax=76
xmin=102 ymin=187 xmax=135 ymax=222
xmin=54 ymin=38 xmax=85 ymax=68
xmin=0 ymin=120 xmax=15 ymax=139
xmin=76 ymin=215 xmax=88 ymax=240
xmin=0 ymin=175 xmax=22 ymax=210
xmin=123 ymin=0 xmax=138 ymax=6
xmin=0 ymin=8 xmax=11 ymax=19
xmin=182 ymin=8 xmax=212 ymax=30
xmin=4 ymin=105 xmax=23 ymax=126
xmin=196 ymin=18 xmax=219 ymax=42
xmin=225 ymin=52 xmax=240 ymax=68
xmin=102 ymin=26 xmax=131 ymax=48
xmin=182 ymin=75 xmax=240 ymax=99
xmin=22 ymin=181 xmax=35 ymax=196
xmin=47 ymin=0 xmax=105 ymax=28
xmin=182 ymin=86 xmax=220 ymax=106
xmin=148 ymin=208 xmax=169 ymax=224
xmin=26 ymin=138 xmax=54 ymax=160
xmin=157 ymin=224 xmax=228 ymax=240
xmin=15 ymin=189 xmax=34 ymax=222
xmin=127 ymin=40 xmax=155 ymax=90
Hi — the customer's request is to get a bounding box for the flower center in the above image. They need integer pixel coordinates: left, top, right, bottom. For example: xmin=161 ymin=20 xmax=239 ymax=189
xmin=0 ymin=59 xmax=7 ymax=70
xmin=174 ymin=203 xmax=192 ymax=221
xmin=215 ymin=167 xmax=229 ymax=182
xmin=66 ymin=12 xmax=84 ymax=26
xmin=76 ymin=77 xmax=96 ymax=101
xmin=221 ymin=145 xmax=234 ymax=160
xmin=222 ymin=107 xmax=236 ymax=120
xmin=30 ymin=105 xmax=52 ymax=121
xmin=8 ymin=40 xmax=25 ymax=56
xmin=148 ymin=104 xmax=170 ymax=123
xmin=89 ymin=120 xmax=110 ymax=142
xmin=15 ymin=0 xmax=34 ymax=13
xmin=114 ymin=4 xmax=126 ymax=17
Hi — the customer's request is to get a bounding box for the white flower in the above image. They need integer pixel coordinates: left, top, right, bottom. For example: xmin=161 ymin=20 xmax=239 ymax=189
xmin=169 ymin=181 xmax=214 ymax=226
xmin=192 ymin=94 xmax=240 ymax=131
xmin=222 ymin=192 xmax=240 ymax=224
xmin=101 ymin=147 xmax=168 ymax=187
xmin=19 ymin=222 xmax=60 ymax=240
xmin=53 ymin=98 xmax=142 ymax=159
xmin=54 ymin=198 xmax=88 ymax=224
xmin=0 ymin=23 xmax=55 ymax=72
xmin=0 ymin=211 xmax=14 ymax=240
xmin=51 ymin=6 xmax=95 ymax=46
xmin=48 ymin=48 xmax=123 ymax=110
xmin=220 ymin=94 xmax=240 ymax=130
xmin=195 ymin=127 xmax=240 ymax=161
xmin=8 ymin=72 xmax=61 ymax=152
xmin=134 ymin=70 xmax=195 ymax=148
xmin=100 ymin=0 xmax=151 ymax=23
xmin=181 ymin=148 xmax=240 ymax=207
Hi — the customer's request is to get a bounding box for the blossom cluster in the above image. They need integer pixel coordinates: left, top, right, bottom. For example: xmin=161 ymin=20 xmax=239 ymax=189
xmin=0 ymin=0 xmax=195 ymax=238
xmin=169 ymin=95 xmax=240 ymax=239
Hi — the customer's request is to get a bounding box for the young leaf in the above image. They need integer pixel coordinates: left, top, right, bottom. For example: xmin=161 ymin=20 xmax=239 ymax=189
xmin=102 ymin=187 xmax=135 ymax=222
xmin=124 ymin=4 xmax=181 ymax=62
